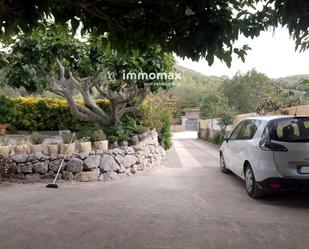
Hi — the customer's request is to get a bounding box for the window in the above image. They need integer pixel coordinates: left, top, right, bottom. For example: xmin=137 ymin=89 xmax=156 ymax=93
xmin=237 ymin=120 xmax=261 ymax=140
xmin=229 ymin=121 xmax=245 ymax=140
xmin=269 ymin=117 xmax=309 ymax=142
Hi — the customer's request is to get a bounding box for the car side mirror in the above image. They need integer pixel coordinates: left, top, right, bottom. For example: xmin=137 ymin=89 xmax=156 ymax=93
xmin=223 ymin=134 xmax=229 ymax=142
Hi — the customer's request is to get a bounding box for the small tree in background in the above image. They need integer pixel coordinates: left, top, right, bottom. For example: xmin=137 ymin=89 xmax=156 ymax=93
xmin=1 ymin=24 xmax=175 ymax=129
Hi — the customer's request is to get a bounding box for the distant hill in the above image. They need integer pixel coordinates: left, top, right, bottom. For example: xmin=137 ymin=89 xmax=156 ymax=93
xmin=175 ymin=65 xmax=225 ymax=87
xmin=274 ymin=74 xmax=309 ymax=91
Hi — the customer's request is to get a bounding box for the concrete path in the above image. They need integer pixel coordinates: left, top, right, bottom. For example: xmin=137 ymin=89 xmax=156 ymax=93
xmin=1 ymin=138 xmax=309 ymax=249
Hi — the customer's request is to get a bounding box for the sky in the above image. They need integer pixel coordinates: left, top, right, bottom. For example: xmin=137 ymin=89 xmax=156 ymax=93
xmin=176 ymin=27 xmax=309 ymax=79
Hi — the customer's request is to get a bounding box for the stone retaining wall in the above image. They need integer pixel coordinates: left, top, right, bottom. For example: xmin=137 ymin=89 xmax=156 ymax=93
xmin=4 ymin=131 xmax=165 ymax=182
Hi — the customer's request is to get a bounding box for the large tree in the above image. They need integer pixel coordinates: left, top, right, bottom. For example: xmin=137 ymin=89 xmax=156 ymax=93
xmin=1 ymin=25 xmax=174 ymax=127
xmin=0 ymin=0 xmax=308 ymax=65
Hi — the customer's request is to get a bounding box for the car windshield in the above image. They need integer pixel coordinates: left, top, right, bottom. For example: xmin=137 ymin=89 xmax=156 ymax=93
xmin=269 ymin=117 xmax=309 ymax=142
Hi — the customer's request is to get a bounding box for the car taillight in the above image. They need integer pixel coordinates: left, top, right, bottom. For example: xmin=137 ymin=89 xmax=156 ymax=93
xmin=260 ymin=142 xmax=288 ymax=152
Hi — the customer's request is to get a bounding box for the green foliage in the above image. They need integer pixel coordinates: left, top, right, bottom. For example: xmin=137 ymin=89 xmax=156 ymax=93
xmin=140 ymin=94 xmax=174 ymax=149
xmin=219 ymin=70 xmax=274 ymax=114
xmin=30 ymin=132 xmax=44 ymax=145
xmin=93 ymin=130 xmax=107 ymax=141
xmin=0 ymin=96 xmax=103 ymax=131
xmin=62 ymin=134 xmax=76 ymax=144
xmin=256 ymin=85 xmax=300 ymax=115
xmin=170 ymin=65 xmax=224 ymax=109
xmin=3 ymin=25 xmax=175 ymax=94
xmin=212 ymin=131 xmax=223 ymax=145
xmin=0 ymin=96 xmax=14 ymax=124
xmin=158 ymin=111 xmax=172 ymax=150
xmin=0 ymin=137 xmax=9 ymax=146
xmin=1 ymin=1 xmax=308 ymax=64
xmin=199 ymin=129 xmax=223 ymax=145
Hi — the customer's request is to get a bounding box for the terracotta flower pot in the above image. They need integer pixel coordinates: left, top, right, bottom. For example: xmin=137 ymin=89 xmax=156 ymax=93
xmin=79 ymin=142 xmax=92 ymax=153
xmin=130 ymin=135 xmax=139 ymax=145
xmin=94 ymin=140 xmax=108 ymax=151
xmin=48 ymin=144 xmax=59 ymax=155
xmin=60 ymin=143 xmax=75 ymax=155
xmin=15 ymin=145 xmax=28 ymax=155
xmin=0 ymin=124 xmax=7 ymax=135
xmin=30 ymin=144 xmax=43 ymax=153
xmin=0 ymin=145 xmax=11 ymax=156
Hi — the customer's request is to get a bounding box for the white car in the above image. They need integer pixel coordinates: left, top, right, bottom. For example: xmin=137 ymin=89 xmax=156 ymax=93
xmin=220 ymin=116 xmax=309 ymax=198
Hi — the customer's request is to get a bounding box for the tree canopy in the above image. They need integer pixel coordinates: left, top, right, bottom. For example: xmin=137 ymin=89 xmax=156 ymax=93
xmin=0 ymin=25 xmax=175 ymax=127
xmin=0 ymin=0 xmax=308 ymax=65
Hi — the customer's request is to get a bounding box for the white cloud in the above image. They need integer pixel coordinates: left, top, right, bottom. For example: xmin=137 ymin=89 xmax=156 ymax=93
xmin=176 ymin=27 xmax=309 ymax=78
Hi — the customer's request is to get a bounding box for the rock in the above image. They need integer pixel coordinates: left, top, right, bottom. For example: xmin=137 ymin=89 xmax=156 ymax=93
xmin=125 ymin=168 xmax=132 ymax=176
xmin=123 ymin=155 xmax=138 ymax=168
xmin=130 ymin=164 xmax=138 ymax=174
xmin=117 ymin=173 xmax=127 ymax=179
xmin=114 ymin=155 xmax=124 ymax=166
xmin=62 ymin=171 xmax=74 ymax=181
xmin=50 ymin=154 xmax=59 ymax=160
xmin=43 ymin=172 xmax=62 ymax=180
xmin=136 ymin=163 xmax=144 ymax=171
xmin=32 ymin=162 xmax=48 ymax=174
xmin=84 ymin=155 xmax=101 ymax=170
xmin=49 ymin=159 xmax=66 ymax=173
xmin=11 ymin=155 xmax=27 ymax=163
xmin=103 ymin=171 xmax=118 ymax=181
xmin=20 ymin=163 xmax=32 ymax=173
xmin=99 ymin=154 xmax=120 ymax=172
xmin=125 ymin=146 xmax=135 ymax=155
xmin=66 ymin=158 xmax=83 ymax=173
xmin=28 ymin=152 xmax=43 ymax=161
xmin=98 ymin=172 xmax=103 ymax=181
xmin=16 ymin=166 xmax=22 ymax=174
xmin=117 ymin=165 xmax=126 ymax=173
xmin=77 ymin=152 xmax=89 ymax=160
xmin=110 ymin=148 xmax=126 ymax=156
xmin=75 ymin=169 xmax=100 ymax=182
xmin=25 ymin=174 xmax=41 ymax=181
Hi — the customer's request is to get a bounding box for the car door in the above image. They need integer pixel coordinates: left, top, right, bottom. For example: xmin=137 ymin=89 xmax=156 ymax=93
xmin=231 ymin=120 xmax=260 ymax=177
xmin=224 ymin=121 xmax=245 ymax=172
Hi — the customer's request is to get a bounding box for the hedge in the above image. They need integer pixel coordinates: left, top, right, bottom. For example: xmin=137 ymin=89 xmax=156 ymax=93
xmin=0 ymin=96 xmax=109 ymax=131
xmin=0 ymin=95 xmax=173 ymax=149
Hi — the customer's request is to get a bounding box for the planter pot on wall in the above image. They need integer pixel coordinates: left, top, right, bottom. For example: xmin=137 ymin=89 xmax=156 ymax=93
xmin=130 ymin=135 xmax=139 ymax=145
xmin=48 ymin=144 xmax=59 ymax=155
xmin=15 ymin=145 xmax=27 ymax=155
xmin=94 ymin=140 xmax=108 ymax=151
xmin=0 ymin=145 xmax=11 ymax=156
xmin=79 ymin=142 xmax=92 ymax=153
xmin=119 ymin=140 xmax=128 ymax=147
xmin=60 ymin=143 xmax=75 ymax=155
xmin=30 ymin=144 xmax=43 ymax=153
xmin=0 ymin=124 xmax=7 ymax=135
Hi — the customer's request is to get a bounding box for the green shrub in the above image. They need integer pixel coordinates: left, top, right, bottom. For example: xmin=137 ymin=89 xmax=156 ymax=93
xmin=211 ymin=131 xmax=223 ymax=145
xmin=156 ymin=111 xmax=171 ymax=149
xmin=0 ymin=96 xmax=14 ymax=124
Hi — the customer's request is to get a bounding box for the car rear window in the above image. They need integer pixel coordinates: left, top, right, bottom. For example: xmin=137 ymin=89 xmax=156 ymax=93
xmin=269 ymin=117 xmax=309 ymax=142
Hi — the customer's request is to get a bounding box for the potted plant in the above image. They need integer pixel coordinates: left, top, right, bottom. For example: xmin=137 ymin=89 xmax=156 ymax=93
xmin=48 ymin=142 xmax=59 ymax=155
xmin=15 ymin=136 xmax=27 ymax=154
xmin=60 ymin=134 xmax=76 ymax=155
xmin=0 ymin=137 xmax=11 ymax=156
xmin=0 ymin=124 xmax=7 ymax=135
xmin=136 ymin=125 xmax=150 ymax=141
xmin=30 ymin=132 xmax=44 ymax=153
xmin=108 ymin=135 xmax=118 ymax=149
xmin=79 ymin=136 xmax=92 ymax=153
xmin=130 ymin=134 xmax=139 ymax=145
xmin=118 ymin=134 xmax=129 ymax=147
xmin=93 ymin=130 xmax=108 ymax=151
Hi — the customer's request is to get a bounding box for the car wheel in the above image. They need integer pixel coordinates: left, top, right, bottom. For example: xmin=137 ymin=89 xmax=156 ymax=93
xmin=245 ymin=164 xmax=264 ymax=198
xmin=220 ymin=153 xmax=230 ymax=174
